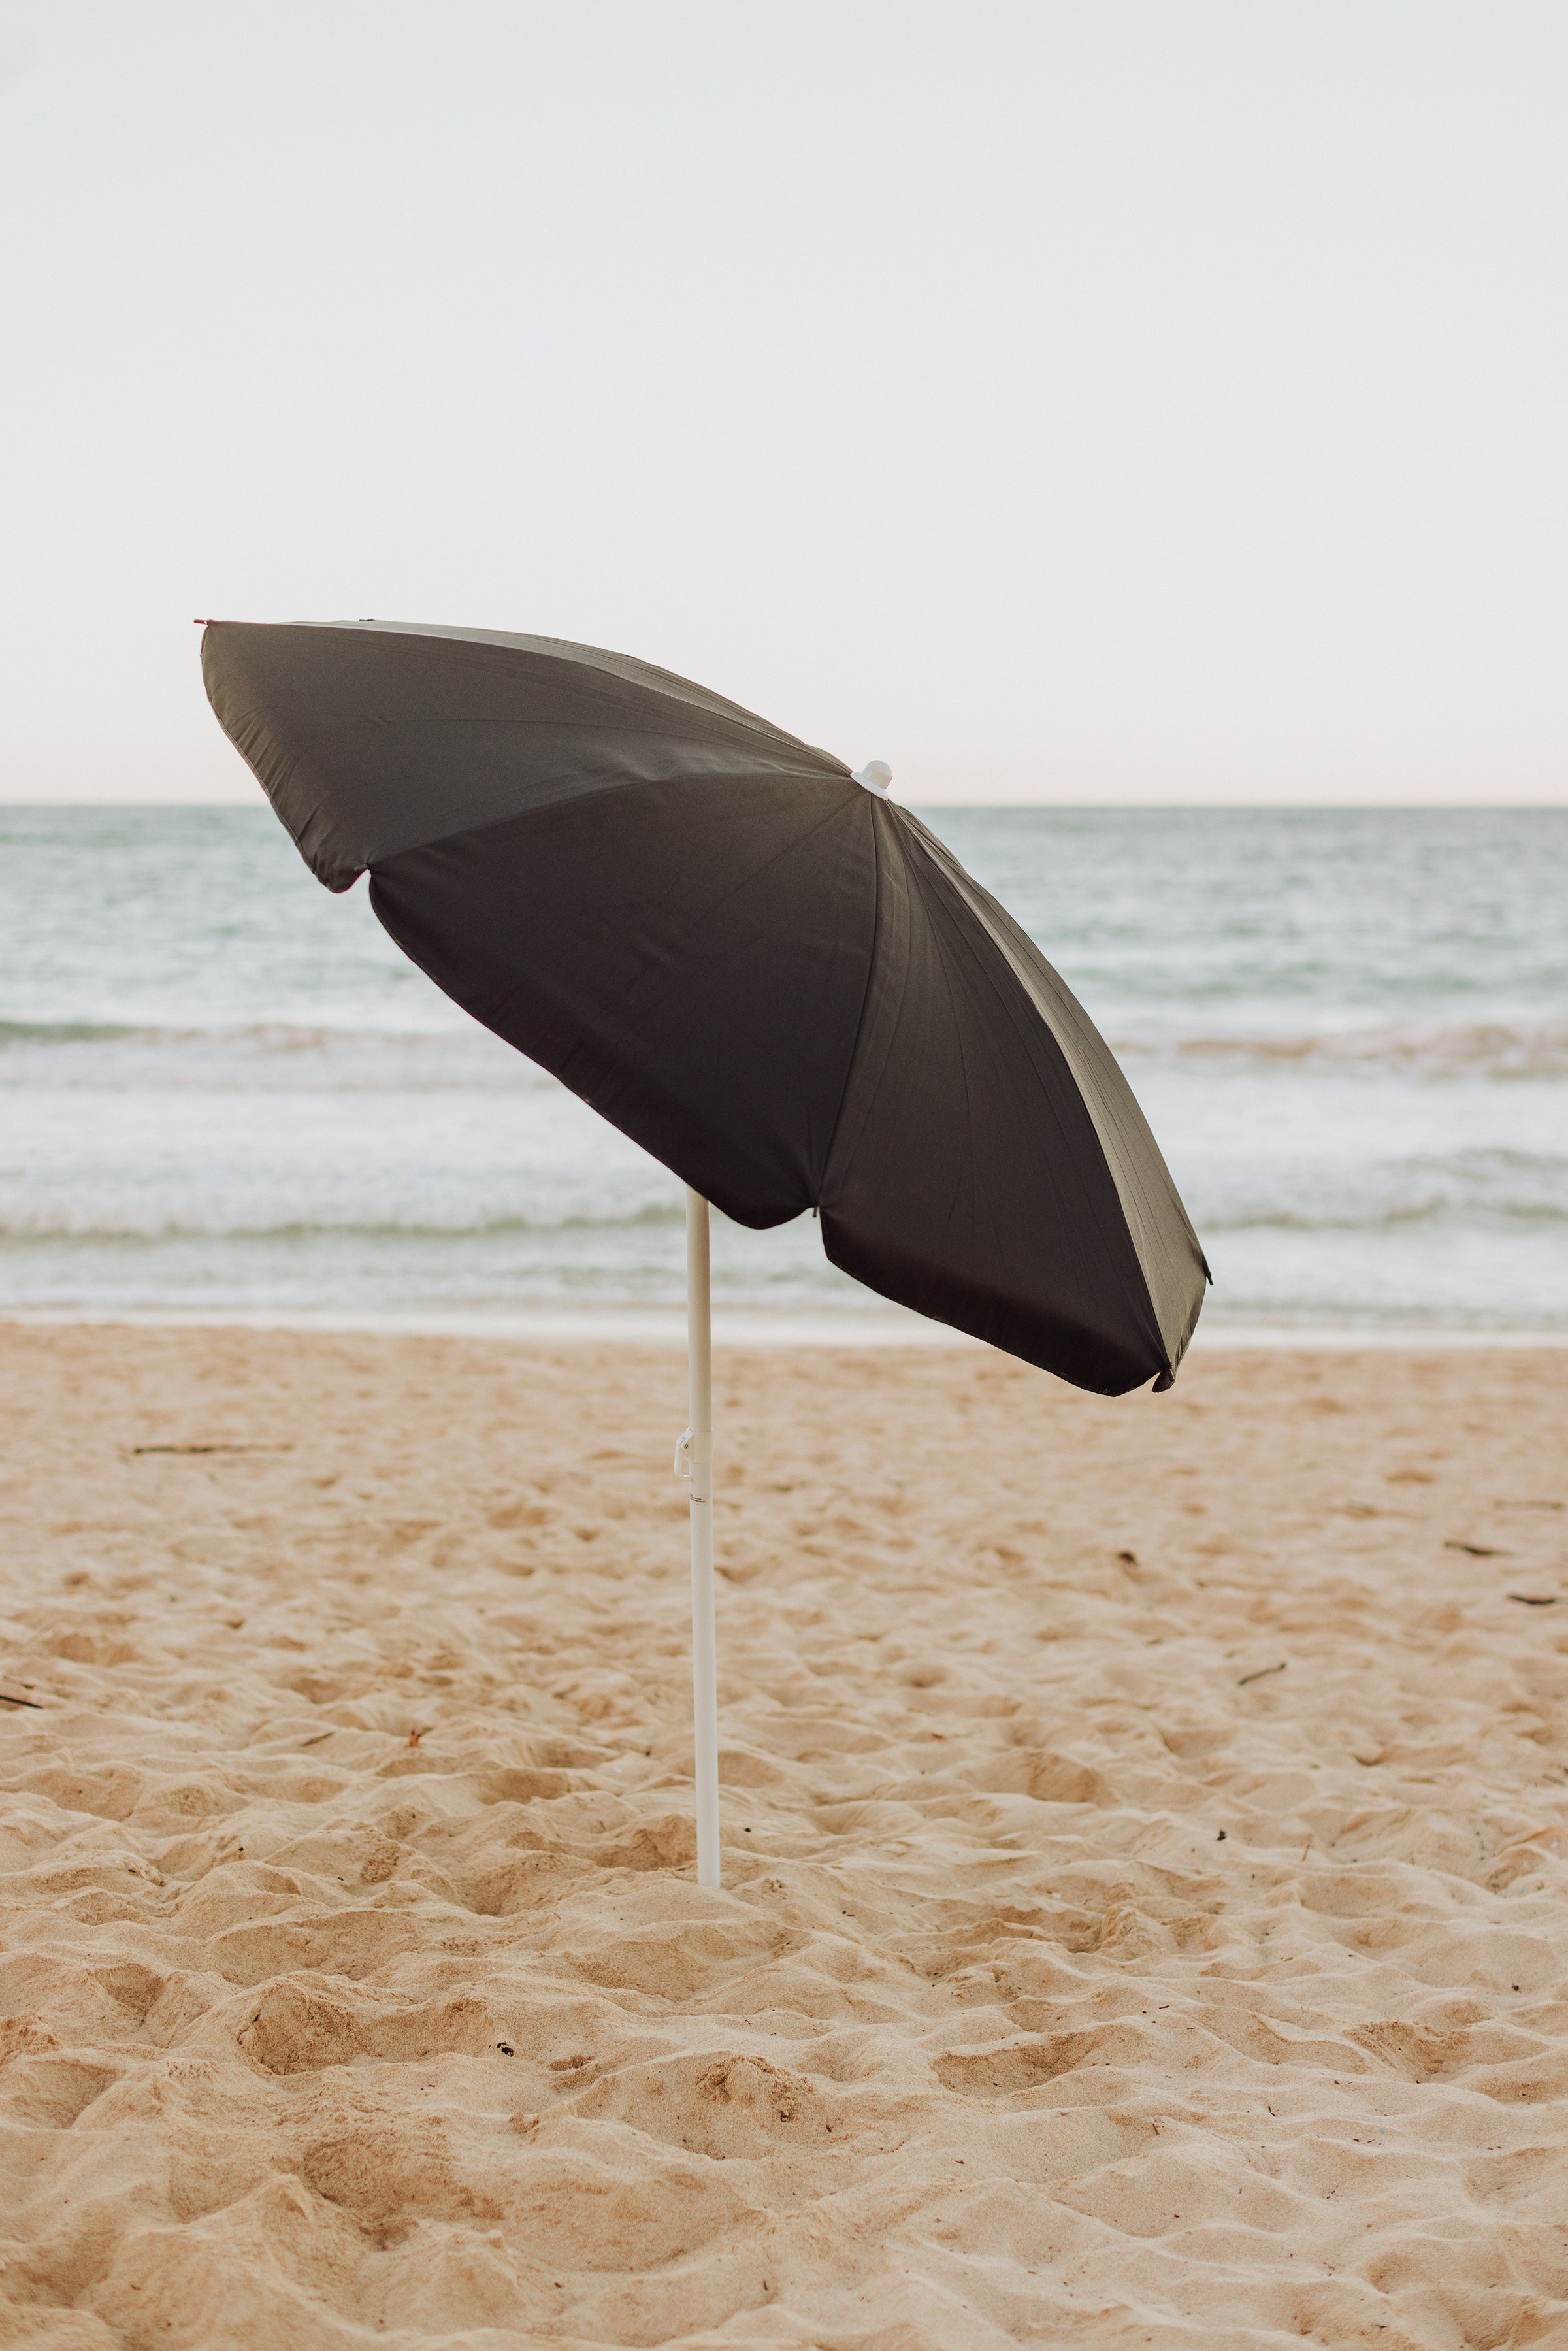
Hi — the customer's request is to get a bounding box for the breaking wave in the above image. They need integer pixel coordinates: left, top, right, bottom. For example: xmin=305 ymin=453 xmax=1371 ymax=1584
xmin=7 ymin=1014 xmax=1567 ymax=1090
xmin=0 ymin=1021 xmax=542 ymax=1090
xmin=1116 ymin=1020 xmax=1568 ymax=1082
xmin=1191 ymin=1149 xmax=1568 ymax=1234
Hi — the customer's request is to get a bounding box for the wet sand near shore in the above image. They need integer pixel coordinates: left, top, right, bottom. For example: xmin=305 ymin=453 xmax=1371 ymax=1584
xmin=1 ymin=1326 xmax=1565 ymax=2349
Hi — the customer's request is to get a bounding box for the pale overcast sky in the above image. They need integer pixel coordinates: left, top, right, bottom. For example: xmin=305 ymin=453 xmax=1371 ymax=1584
xmin=2 ymin=2 xmax=1564 ymax=802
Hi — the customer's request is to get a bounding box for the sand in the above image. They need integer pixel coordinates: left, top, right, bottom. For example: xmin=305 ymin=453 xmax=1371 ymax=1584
xmin=1 ymin=1327 xmax=1565 ymax=2351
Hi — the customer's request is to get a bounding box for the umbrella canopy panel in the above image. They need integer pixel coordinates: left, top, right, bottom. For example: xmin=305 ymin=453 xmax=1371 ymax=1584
xmin=203 ymin=619 xmax=1208 ymax=1395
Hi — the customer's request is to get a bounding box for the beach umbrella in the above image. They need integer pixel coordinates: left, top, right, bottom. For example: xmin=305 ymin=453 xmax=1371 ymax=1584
xmin=201 ymin=619 xmax=1209 ymax=1885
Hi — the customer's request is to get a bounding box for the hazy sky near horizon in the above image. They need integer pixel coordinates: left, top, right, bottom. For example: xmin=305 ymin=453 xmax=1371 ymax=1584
xmin=2 ymin=2 xmax=1565 ymax=804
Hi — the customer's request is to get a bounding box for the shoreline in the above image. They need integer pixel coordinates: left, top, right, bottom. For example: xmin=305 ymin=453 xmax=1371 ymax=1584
xmin=3 ymin=1302 xmax=1567 ymax=1349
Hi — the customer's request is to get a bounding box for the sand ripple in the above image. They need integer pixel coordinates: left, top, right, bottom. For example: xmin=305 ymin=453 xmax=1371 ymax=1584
xmin=1 ymin=1329 xmax=1566 ymax=2347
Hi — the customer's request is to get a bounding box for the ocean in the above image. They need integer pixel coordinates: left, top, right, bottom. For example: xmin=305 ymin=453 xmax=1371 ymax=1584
xmin=1 ymin=804 xmax=1563 ymax=1333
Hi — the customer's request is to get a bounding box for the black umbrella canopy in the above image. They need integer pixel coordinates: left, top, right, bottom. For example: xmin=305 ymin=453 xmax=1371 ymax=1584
xmin=203 ymin=619 xmax=1208 ymax=1395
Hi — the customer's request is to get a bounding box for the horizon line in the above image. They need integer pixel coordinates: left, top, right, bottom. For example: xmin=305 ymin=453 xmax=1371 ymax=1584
xmin=2 ymin=796 xmax=1565 ymax=815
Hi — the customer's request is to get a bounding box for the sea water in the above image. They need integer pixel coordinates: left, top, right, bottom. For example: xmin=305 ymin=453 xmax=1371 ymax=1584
xmin=1 ymin=804 xmax=1563 ymax=1330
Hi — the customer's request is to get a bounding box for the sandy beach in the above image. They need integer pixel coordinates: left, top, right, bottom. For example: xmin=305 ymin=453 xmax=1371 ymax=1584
xmin=1 ymin=1325 xmax=1565 ymax=2349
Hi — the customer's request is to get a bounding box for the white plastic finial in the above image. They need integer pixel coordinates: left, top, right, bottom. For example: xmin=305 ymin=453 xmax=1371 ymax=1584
xmin=853 ymin=759 xmax=892 ymax=795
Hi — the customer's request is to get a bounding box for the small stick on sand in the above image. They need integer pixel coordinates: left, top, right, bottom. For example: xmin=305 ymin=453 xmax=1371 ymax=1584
xmin=129 ymin=1442 xmax=291 ymax=1456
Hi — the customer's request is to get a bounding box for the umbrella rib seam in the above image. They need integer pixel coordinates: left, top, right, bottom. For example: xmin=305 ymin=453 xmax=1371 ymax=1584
xmin=363 ymin=768 xmax=849 ymax=896
xmin=902 ymin=813 xmax=1188 ymax=1373
xmin=289 ymin=622 xmax=843 ymax=764
xmin=817 ymin=799 xmax=883 ymax=1202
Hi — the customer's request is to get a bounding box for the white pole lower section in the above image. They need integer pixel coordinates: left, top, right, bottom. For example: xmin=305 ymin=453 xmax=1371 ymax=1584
xmin=686 ymin=1189 xmax=720 ymax=1890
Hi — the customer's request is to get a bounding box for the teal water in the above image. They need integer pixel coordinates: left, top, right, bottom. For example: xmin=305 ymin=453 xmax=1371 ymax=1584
xmin=1 ymin=804 xmax=1563 ymax=1327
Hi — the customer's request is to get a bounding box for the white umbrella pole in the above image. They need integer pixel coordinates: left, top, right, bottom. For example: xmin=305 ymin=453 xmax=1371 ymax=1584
xmin=685 ymin=1189 xmax=721 ymax=1888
